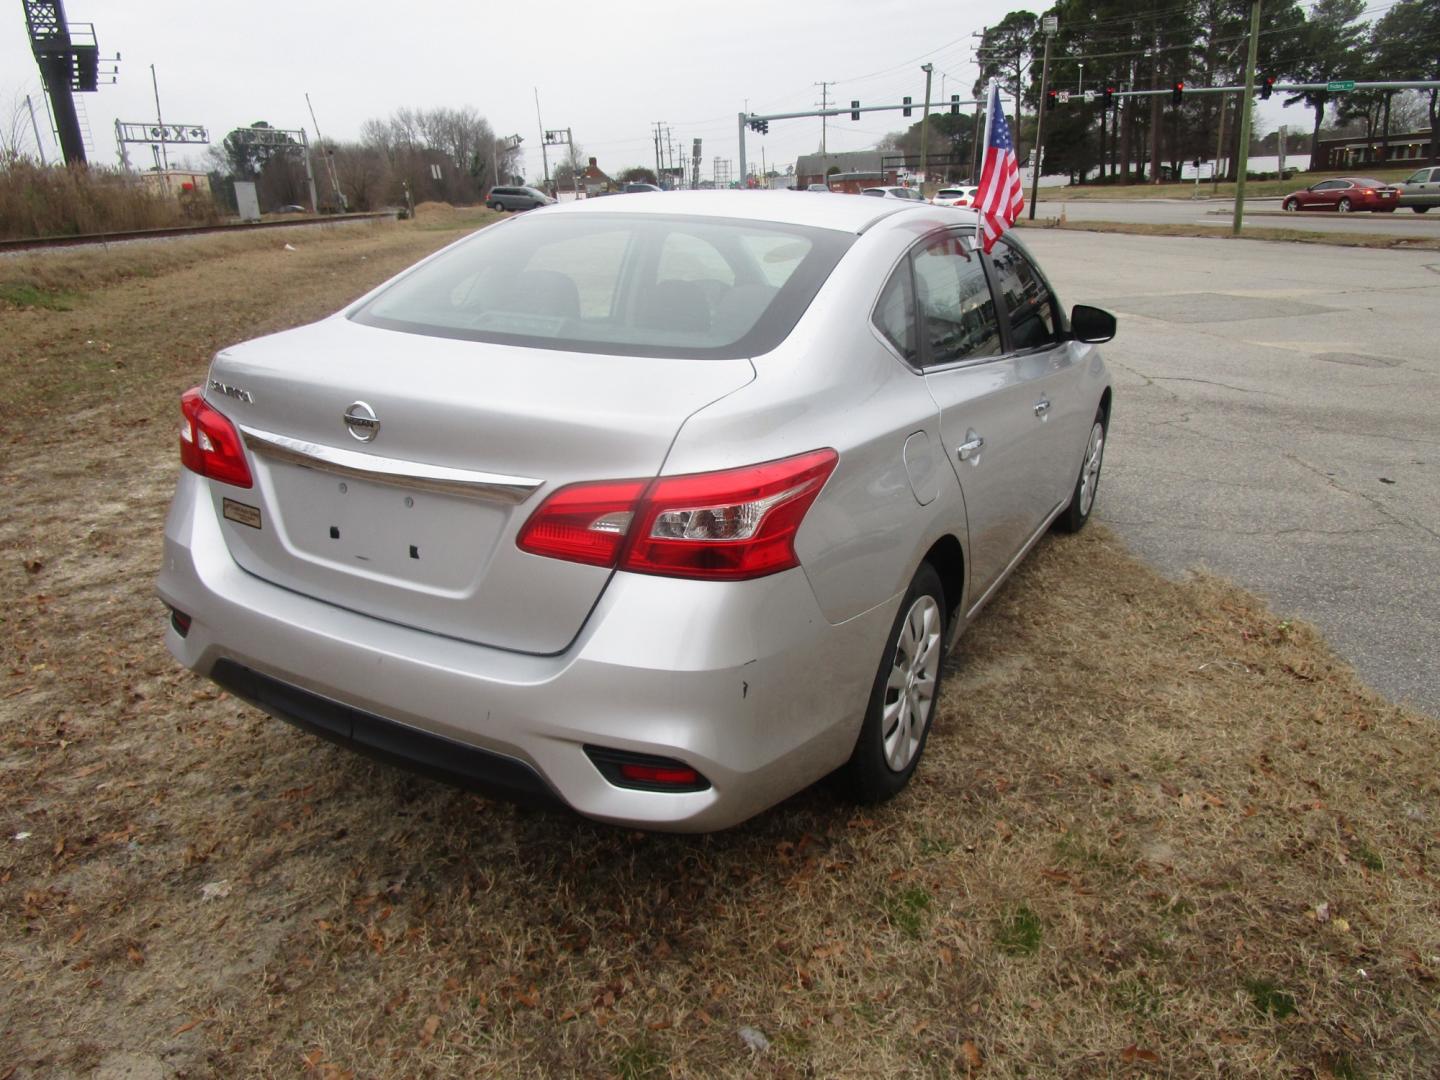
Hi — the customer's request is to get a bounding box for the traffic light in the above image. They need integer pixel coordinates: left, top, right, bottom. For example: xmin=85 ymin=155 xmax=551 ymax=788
xmin=747 ymin=116 xmax=768 ymax=134
xmin=903 ymin=96 xmax=913 ymax=117
xmin=851 ymin=100 xmax=860 ymax=121
xmin=1260 ymin=76 xmax=1274 ymax=100
xmin=950 ymin=94 xmax=960 ymax=116
xmin=1171 ymin=81 xmax=1184 ymax=105
xmin=1103 ymin=86 xmax=1115 ymax=110
xmin=1046 ymin=89 xmax=1058 ymax=110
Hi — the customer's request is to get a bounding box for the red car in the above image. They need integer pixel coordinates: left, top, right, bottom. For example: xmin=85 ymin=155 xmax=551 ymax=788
xmin=1281 ymin=176 xmax=1399 ymax=213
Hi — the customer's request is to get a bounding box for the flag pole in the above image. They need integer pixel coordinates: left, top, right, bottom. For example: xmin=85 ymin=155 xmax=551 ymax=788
xmin=977 ymin=79 xmax=997 ymax=251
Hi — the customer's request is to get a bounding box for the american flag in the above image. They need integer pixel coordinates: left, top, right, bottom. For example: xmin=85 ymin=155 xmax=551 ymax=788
xmin=973 ymin=80 xmax=1024 ymax=254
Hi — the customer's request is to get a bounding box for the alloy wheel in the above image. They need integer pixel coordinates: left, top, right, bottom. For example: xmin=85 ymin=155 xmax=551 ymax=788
xmin=882 ymin=595 xmax=942 ymax=772
xmin=1079 ymin=420 xmax=1105 ymax=517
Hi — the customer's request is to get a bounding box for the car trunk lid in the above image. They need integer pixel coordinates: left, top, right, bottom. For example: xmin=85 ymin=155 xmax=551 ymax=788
xmin=202 ymin=316 xmax=754 ymax=653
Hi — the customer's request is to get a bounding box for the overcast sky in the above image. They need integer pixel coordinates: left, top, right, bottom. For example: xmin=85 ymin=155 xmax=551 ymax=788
xmin=6 ymin=0 xmax=1311 ymax=180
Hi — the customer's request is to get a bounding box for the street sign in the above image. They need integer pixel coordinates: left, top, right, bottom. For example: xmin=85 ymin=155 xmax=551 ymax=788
xmin=1327 ymin=80 xmax=1356 ymax=92
xmin=1181 ymin=161 xmax=1215 ymax=180
xmin=1042 ymin=14 xmax=1058 ymax=34
xmin=1057 ymin=90 xmax=1071 ymax=104
xmin=1083 ymin=90 xmax=1097 ymax=103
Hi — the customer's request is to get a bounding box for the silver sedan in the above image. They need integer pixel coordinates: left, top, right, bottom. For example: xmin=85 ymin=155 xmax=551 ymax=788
xmin=157 ymin=192 xmax=1114 ymax=831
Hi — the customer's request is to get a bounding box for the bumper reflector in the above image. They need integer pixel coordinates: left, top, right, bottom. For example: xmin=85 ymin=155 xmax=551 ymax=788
xmin=585 ymin=745 xmax=711 ymax=793
xmin=168 ymin=606 xmax=192 ymax=637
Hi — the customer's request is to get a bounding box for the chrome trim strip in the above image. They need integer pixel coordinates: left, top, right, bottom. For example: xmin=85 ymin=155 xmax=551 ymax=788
xmin=240 ymin=426 xmax=542 ymax=505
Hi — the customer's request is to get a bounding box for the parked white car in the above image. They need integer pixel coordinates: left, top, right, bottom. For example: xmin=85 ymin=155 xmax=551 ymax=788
xmin=932 ymin=186 xmax=979 ymax=207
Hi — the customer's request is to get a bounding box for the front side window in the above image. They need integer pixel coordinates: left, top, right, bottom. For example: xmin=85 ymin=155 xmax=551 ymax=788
xmin=1313 ymin=181 xmax=1343 ymax=191
xmin=352 ymin=213 xmax=853 ymax=359
xmin=989 ymin=241 xmax=1059 ymax=351
xmin=911 ymin=233 xmax=1001 ymax=366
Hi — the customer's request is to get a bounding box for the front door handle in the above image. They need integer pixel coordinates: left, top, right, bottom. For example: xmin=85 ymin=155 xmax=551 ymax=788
xmin=1033 ymin=398 xmax=1051 ymax=418
xmin=957 ymin=435 xmax=985 ymax=461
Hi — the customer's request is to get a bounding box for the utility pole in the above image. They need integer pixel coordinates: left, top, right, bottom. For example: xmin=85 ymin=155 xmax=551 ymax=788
xmin=1231 ymin=0 xmax=1261 ymax=235
xmin=814 ymin=81 xmax=833 ymax=153
xmin=150 ymin=64 xmax=169 ymax=179
xmin=918 ymin=64 xmax=934 ymax=190
xmin=25 ymin=95 xmax=47 ymax=166
xmin=306 ymin=92 xmax=344 ymax=211
xmin=1028 ymin=14 xmax=1057 ymax=219
xmin=535 ymin=88 xmax=550 ymax=192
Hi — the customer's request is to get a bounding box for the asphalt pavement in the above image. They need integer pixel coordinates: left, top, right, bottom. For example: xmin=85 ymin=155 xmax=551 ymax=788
xmin=1032 ymin=194 xmax=1439 ymax=237
xmin=1023 ymin=229 xmax=1440 ymax=717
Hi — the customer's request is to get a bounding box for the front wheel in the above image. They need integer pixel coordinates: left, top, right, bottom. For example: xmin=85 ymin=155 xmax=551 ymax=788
xmin=1055 ymin=409 xmax=1107 ymax=534
xmin=838 ymin=563 xmax=947 ymax=804
xmin=1283 ymin=198 xmax=1298 ymax=212
xmin=1337 ymin=198 xmax=1352 ymax=213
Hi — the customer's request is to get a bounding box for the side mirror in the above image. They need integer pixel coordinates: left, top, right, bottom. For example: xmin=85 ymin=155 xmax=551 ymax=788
xmin=1069 ymin=304 xmax=1116 ymax=344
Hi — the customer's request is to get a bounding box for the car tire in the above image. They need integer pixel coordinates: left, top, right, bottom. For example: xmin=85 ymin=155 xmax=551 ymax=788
xmin=1054 ymin=407 xmax=1107 ymax=534
xmin=1414 ymin=206 xmax=1430 ymax=214
xmin=837 ymin=563 xmax=947 ymax=804
xmin=1283 ymin=198 xmax=1297 ymax=212
xmin=1337 ymin=198 xmax=1352 ymax=213
xmin=489 ymin=202 xmax=505 ymax=212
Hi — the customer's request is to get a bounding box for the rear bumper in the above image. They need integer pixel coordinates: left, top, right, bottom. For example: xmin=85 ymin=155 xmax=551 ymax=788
xmin=157 ymin=471 xmax=895 ymax=831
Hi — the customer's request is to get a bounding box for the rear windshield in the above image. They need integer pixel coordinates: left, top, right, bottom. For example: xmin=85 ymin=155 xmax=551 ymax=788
xmin=351 ymin=212 xmax=855 ymax=359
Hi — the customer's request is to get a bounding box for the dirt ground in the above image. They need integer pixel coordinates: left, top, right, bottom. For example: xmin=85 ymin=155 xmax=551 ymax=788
xmin=2 ymin=213 xmax=1437 ymax=1079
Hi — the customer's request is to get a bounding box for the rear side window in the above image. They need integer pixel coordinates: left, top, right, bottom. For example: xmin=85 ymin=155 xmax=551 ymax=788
xmin=351 ymin=213 xmax=854 ymax=359
xmin=911 ymin=233 xmax=1001 ymax=366
xmin=989 ymin=241 xmax=1059 ymax=351
xmin=873 ymin=262 xmax=917 ymax=364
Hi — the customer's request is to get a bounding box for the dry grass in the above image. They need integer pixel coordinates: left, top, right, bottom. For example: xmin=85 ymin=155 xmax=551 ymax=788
xmin=0 ymin=162 xmax=219 ymax=241
xmin=2 ymin=218 xmax=1438 ymax=1079
xmin=1015 ymin=216 xmax=1440 ymax=251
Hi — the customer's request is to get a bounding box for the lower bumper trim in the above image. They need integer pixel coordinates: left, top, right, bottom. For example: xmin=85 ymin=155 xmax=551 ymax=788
xmin=210 ymin=659 xmax=563 ymax=810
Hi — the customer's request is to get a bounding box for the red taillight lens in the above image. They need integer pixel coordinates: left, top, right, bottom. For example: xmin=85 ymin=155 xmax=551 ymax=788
xmin=625 ymin=449 xmax=838 ymax=580
xmin=179 ymin=386 xmax=253 ymax=488
xmin=516 ymin=449 xmax=838 ymax=581
xmin=1360 ymin=188 xmax=1375 ymax=195
xmin=516 ymin=479 xmax=646 ymax=566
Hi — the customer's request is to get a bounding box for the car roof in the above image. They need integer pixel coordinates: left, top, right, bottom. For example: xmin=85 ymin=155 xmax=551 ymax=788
xmin=542 ymin=190 xmax=971 ymax=234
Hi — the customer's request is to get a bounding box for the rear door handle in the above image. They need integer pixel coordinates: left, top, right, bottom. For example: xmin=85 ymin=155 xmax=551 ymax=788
xmin=957 ymin=435 xmax=984 ymax=461
xmin=1033 ymin=398 xmax=1051 ymax=418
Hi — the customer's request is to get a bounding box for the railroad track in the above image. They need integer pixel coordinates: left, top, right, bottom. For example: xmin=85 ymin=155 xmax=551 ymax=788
xmin=1 ymin=210 xmax=401 ymax=254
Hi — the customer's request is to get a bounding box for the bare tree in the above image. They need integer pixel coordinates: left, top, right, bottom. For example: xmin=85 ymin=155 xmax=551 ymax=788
xmin=1 ymin=92 xmax=37 ymax=165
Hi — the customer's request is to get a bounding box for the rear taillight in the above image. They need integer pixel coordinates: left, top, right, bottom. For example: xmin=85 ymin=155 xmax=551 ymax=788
xmin=1360 ymin=188 xmax=1375 ymax=195
xmin=517 ymin=448 xmax=838 ymax=581
xmin=179 ymin=386 xmax=253 ymax=488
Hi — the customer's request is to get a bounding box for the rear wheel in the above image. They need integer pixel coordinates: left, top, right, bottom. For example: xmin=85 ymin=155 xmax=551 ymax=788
xmin=1055 ymin=408 xmax=1107 ymax=534
xmin=838 ymin=563 xmax=947 ymax=803
xmin=1415 ymin=206 xmax=1431 ymax=214
xmin=1337 ymin=197 xmax=1352 ymax=213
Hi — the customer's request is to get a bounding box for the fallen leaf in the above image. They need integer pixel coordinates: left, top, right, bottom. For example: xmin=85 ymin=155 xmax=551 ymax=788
xmin=172 ymin=1016 xmax=206 ymax=1036
xmin=961 ymin=1039 xmax=984 ymax=1069
xmin=419 ymin=1014 xmax=440 ymax=1046
xmin=1120 ymin=1044 xmax=1160 ymax=1063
